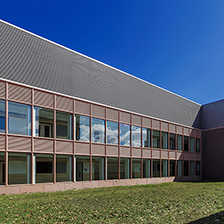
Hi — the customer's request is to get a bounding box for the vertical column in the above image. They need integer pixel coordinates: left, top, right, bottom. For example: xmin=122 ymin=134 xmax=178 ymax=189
xmin=53 ymin=94 xmax=56 ymax=183
xmin=118 ymin=111 xmax=120 ymax=180
xmin=73 ymin=99 xmax=75 ymax=182
xmin=130 ymin=114 xmax=132 ymax=179
xmin=141 ymin=117 xmax=143 ymax=179
xmin=89 ymin=104 xmax=92 ymax=181
xmin=5 ymin=82 xmax=8 ymax=186
xmin=31 ymin=89 xmax=34 ymax=185
xmin=151 ymin=119 xmax=153 ymax=178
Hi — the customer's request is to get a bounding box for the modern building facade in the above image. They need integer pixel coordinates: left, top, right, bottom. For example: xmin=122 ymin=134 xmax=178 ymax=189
xmin=0 ymin=19 xmax=220 ymax=195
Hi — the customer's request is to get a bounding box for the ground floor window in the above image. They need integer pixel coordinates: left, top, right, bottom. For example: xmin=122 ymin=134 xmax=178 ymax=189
xmin=153 ymin=159 xmax=160 ymax=177
xmin=132 ymin=158 xmax=141 ymax=178
xmin=170 ymin=160 xmax=175 ymax=177
xmin=76 ymin=156 xmax=90 ymax=181
xmin=143 ymin=159 xmax=151 ymax=178
xmin=196 ymin=161 xmax=200 ymax=175
xmin=92 ymin=157 xmax=104 ymax=181
xmin=0 ymin=153 xmax=5 ymax=185
xmin=107 ymin=157 xmax=118 ymax=180
xmin=120 ymin=158 xmax=130 ymax=179
xmin=190 ymin=161 xmax=195 ymax=176
xmin=177 ymin=160 xmax=182 ymax=177
xmin=162 ymin=160 xmax=168 ymax=177
xmin=184 ymin=161 xmax=189 ymax=176
xmin=56 ymin=155 xmax=72 ymax=182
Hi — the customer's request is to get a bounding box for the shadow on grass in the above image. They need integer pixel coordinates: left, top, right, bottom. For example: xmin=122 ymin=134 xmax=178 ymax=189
xmin=188 ymin=211 xmax=224 ymax=223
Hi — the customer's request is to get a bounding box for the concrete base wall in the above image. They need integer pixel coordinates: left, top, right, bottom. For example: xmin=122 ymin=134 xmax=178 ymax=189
xmin=0 ymin=176 xmax=201 ymax=195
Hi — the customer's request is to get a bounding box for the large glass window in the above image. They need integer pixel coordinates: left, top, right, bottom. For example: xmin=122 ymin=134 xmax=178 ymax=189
xmin=177 ymin=161 xmax=182 ymax=177
xmin=76 ymin=156 xmax=90 ymax=181
xmin=75 ymin=115 xmax=90 ymax=142
xmin=92 ymin=157 xmax=104 ymax=181
xmin=170 ymin=160 xmax=176 ymax=177
xmin=184 ymin=136 xmax=189 ymax=151
xmin=35 ymin=154 xmax=53 ymax=183
xmin=106 ymin=121 xmax=118 ymax=145
xmin=190 ymin=137 xmax=195 ymax=152
xmin=132 ymin=158 xmax=141 ymax=178
xmin=0 ymin=100 xmax=5 ymax=133
xmin=56 ymin=155 xmax=72 ymax=182
xmin=142 ymin=128 xmax=151 ymax=148
xmin=132 ymin=126 xmax=141 ymax=147
xmin=120 ymin=158 xmax=130 ymax=179
xmin=143 ymin=159 xmax=151 ymax=178
xmin=0 ymin=153 xmax=5 ymax=185
xmin=153 ymin=159 xmax=160 ymax=177
xmin=92 ymin=118 xmax=105 ymax=143
xmin=8 ymin=102 xmax=31 ymax=135
xmin=120 ymin=124 xmax=130 ymax=146
xmin=161 ymin=132 xmax=168 ymax=149
xmin=8 ymin=153 xmax=31 ymax=185
xmin=190 ymin=161 xmax=195 ymax=176
xmin=34 ymin=107 xmax=53 ymax=138
xmin=184 ymin=161 xmax=189 ymax=176
xmin=169 ymin=133 xmax=176 ymax=150
xmin=107 ymin=157 xmax=118 ymax=180
xmin=196 ymin=161 xmax=200 ymax=175
xmin=162 ymin=160 xmax=168 ymax=177
xmin=177 ymin=135 xmax=182 ymax=151
xmin=56 ymin=111 xmax=72 ymax=140
xmin=153 ymin=130 xmax=160 ymax=148
xmin=196 ymin=138 xmax=200 ymax=153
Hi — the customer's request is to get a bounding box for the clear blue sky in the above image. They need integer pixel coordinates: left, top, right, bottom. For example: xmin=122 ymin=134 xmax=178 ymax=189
xmin=1 ymin=1 xmax=224 ymax=105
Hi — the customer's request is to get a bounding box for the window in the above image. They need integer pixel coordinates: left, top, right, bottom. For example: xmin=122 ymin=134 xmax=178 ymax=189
xmin=153 ymin=159 xmax=160 ymax=177
xmin=177 ymin=135 xmax=182 ymax=151
xmin=177 ymin=161 xmax=182 ymax=177
xmin=190 ymin=161 xmax=195 ymax=176
xmin=170 ymin=160 xmax=175 ymax=177
xmin=196 ymin=138 xmax=200 ymax=153
xmin=0 ymin=153 xmax=5 ymax=185
xmin=107 ymin=157 xmax=118 ymax=180
xmin=92 ymin=118 xmax=105 ymax=143
xmin=190 ymin=137 xmax=195 ymax=152
xmin=161 ymin=132 xmax=168 ymax=149
xmin=162 ymin=160 xmax=168 ymax=177
xmin=8 ymin=102 xmax=31 ymax=135
xmin=184 ymin=161 xmax=189 ymax=176
xmin=34 ymin=107 xmax=53 ymax=138
xmin=142 ymin=128 xmax=151 ymax=148
xmin=76 ymin=156 xmax=90 ymax=181
xmin=120 ymin=158 xmax=130 ymax=179
xmin=132 ymin=158 xmax=141 ymax=178
xmin=56 ymin=155 xmax=72 ymax=182
xmin=153 ymin=130 xmax=160 ymax=148
xmin=143 ymin=159 xmax=151 ymax=178
xmin=184 ymin=136 xmax=189 ymax=151
xmin=132 ymin=126 xmax=141 ymax=147
xmin=92 ymin=157 xmax=104 ymax=180
xmin=106 ymin=121 xmax=118 ymax=145
xmin=169 ymin=133 xmax=176 ymax=150
xmin=0 ymin=100 xmax=5 ymax=133
xmin=75 ymin=115 xmax=90 ymax=142
xmin=56 ymin=111 xmax=72 ymax=140
xmin=120 ymin=123 xmax=130 ymax=146
xmin=196 ymin=161 xmax=200 ymax=175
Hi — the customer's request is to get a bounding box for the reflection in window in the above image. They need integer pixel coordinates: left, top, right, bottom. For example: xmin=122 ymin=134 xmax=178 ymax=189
xmin=132 ymin=126 xmax=141 ymax=147
xmin=76 ymin=156 xmax=90 ymax=181
xmin=132 ymin=158 xmax=141 ymax=178
xmin=0 ymin=100 xmax=5 ymax=133
xmin=75 ymin=115 xmax=90 ymax=142
xmin=107 ymin=157 xmax=118 ymax=180
xmin=8 ymin=102 xmax=31 ymax=136
xmin=184 ymin=136 xmax=189 ymax=151
xmin=162 ymin=160 xmax=168 ymax=177
xmin=170 ymin=160 xmax=175 ymax=177
xmin=92 ymin=118 xmax=105 ymax=143
xmin=143 ymin=159 xmax=151 ymax=178
xmin=177 ymin=135 xmax=182 ymax=151
xmin=169 ymin=133 xmax=176 ymax=150
xmin=8 ymin=153 xmax=31 ymax=185
xmin=153 ymin=130 xmax=160 ymax=148
xmin=56 ymin=111 xmax=72 ymax=140
xmin=153 ymin=159 xmax=160 ymax=177
xmin=120 ymin=158 xmax=130 ymax=179
xmin=161 ymin=132 xmax=168 ymax=149
xmin=142 ymin=128 xmax=151 ymax=148
xmin=34 ymin=107 xmax=53 ymax=138
xmin=92 ymin=157 xmax=104 ymax=181
xmin=120 ymin=123 xmax=130 ymax=146
xmin=106 ymin=121 xmax=118 ymax=145
xmin=190 ymin=137 xmax=195 ymax=152
xmin=196 ymin=138 xmax=200 ymax=153
xmin=177 ymin=161 xmax=182 ymax=176
xmin=56 ymin=155 xmax=72 ymax=182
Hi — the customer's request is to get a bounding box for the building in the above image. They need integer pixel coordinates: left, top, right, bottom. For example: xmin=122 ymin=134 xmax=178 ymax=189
xmin=0 ymin=19 xmax=221 ymax=195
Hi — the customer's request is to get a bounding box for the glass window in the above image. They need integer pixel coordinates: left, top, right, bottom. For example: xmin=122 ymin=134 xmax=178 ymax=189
xmin=161 ymin=132 xmax=168 ymax=149
xmin=56 ymin=111 xmax=72 ymax=140
xmin=92 ymin=118 xmax=105 ymax=143
xmin=190 ymin=161 xmax=195 ymax=176
xmin=106 ymin=121 xmax=118 ymax=145
xmin=92 ymin=157 xmax=105 ymax=181
xmin=120 ymin=158 xmax=130 ymax=179
xmin=153 ymin=159 xmax=160 ymax=177
xmin=132 ymin=158 xmax=141 ymax=178
xmin=153 ymin=130 xmax=160 ymax=148
xmin=170 ymin=160 xmax=176 ymax=177
xmin=196 ymin=161 xmax=200 ymax=175
xmin=34 ymin=107 xmax=53 ymax=138
xmin=184 ymin=136 xmax=189 ymax=151
xmin=142 ymin=128 xmax=151 ymax=148
xmin=143 ymin=159 xmax=151 ymax=178
xmin=107 ymin=157 xmax=118 ymax=180
xmin=8 ymin=102 xmax=31 ymax=136
xmin=35 ymin=154 xmax=53 ymax=183
xmin=184 ymin=161 xmax=189 ymax=176
xmin=0 ymin=100 xmax=5 ymax=133
xmin=75 ymin=115 xmax=90 ymax=142
xmin=190 ymin=137 xmax=195 ymax=152
xmin=8 ymin=153 xmax=31 ymax=185
xmin=76 ymin=156 xmax=90 ymax=181
xmin=120 ymin=123 xmax=130 ymax=146
xmin=169 ymin=133 xmax=176 ymax=150
xmin=196 ymin=138 xmax=200 ymax=153
xmin=56 ymin=155 xmax=72 ymax=182
xmin=177 ymin=135 xmax=182 ymax=151
xmin=162 ymin=160 xmax=168 ymax=177
xmin=0 ymin=153 xmax=5 ymax=185
xmin=132 ymin=126 xmax=141 ymax=147
xmin=177 ymin=160 xmax=182 ymax=177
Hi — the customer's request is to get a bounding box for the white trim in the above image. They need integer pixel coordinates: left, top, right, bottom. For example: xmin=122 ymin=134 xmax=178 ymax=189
xmin=0 ymin=19 xmax=201 ymax=106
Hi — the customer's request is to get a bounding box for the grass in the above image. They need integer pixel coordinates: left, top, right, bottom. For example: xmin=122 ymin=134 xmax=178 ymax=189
xmin=0 ymin=181 xmax=224 ymax=223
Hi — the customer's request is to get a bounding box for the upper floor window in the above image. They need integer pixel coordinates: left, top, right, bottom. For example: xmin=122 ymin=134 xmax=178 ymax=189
xmin=169 ymin=133 xmax=176 ymax=150
xmin=120 ymin=123 xmax=130 ymax=146
xmin=92 ymin=118 xmax=105 ymax=143
xmin=75 ymin=115 xmax=90 ymax=142
xmin=132 ymin=126 xmax=141 ymax=147
xmin=152 ymin=130 xmax=160 ymax=148
xmin=106 ymin=121 xmax=118 ymax=145
xmin=0 ymin=100 xmax=5 ymax=133
xmin=143 ymin=128 xmax=151 ymax=148
xmin=161 ymin=132 xmax=168 ymax=149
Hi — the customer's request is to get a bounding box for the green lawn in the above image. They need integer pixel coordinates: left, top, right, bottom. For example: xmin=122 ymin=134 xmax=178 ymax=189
xmin=0 ymin=181 xmax=224 ymax=223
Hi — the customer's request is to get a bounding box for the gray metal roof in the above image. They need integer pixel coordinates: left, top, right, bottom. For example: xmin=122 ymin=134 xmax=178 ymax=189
xmin=0 ymin=19 xmax=201 ymax=128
